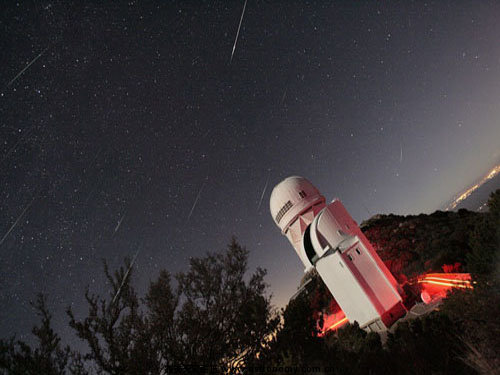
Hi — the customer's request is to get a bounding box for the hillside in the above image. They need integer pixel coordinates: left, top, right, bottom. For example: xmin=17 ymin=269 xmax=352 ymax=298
xmin=1 ymin=192 xmax=498 ymax=374
xmin=274 ymin=189 xmax=500 ymax=374
xmin=361 ymin=209 xmax=479 ymax=279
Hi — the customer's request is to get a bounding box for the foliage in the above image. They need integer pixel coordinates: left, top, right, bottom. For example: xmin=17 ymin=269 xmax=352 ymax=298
xmin=259 ymin=293 xmax=324 ymax=367
xmin=2 ymin=191 xmax=500 ymax=374
xmin=441 ymin=190 xmax=500 ymax=373
xmin=440 ymin=284 xmax=500 ymax=374
xmin=172 ymin=237 xmax=279 ymax=372
xmin=466 ymin=189 xmax=500 ymax=276
xmin=361 ymin=209 xmax=480 ymax=278
xmin=0 ymin=294 xmax=74 ymax=375
xmin=323 ymin=324 xmax=388 ymax=375
xmin=1 ymin=238 xmax=277 ymax=374
xmin=63 ymin=237 xmax=277 ymax=374
xmin=385 ymin=313 xmax=473 ymax=375
xmin=67 ymin=257 xmax=155 ymax=374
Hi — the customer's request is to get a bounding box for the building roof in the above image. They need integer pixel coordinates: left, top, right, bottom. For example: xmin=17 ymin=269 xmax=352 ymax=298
xmin=269 ymin=176 xmax=325 ymax=233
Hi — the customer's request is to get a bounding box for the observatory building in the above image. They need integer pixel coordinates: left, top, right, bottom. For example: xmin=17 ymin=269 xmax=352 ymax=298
xmin=270 ymin=176 xmax=406 ymax=332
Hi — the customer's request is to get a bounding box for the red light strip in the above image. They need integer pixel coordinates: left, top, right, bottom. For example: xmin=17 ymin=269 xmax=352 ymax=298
xmin=416 ymin=272 xmax=473 ymax=290
xmin=419 ymin=276 xmax=471 ymax=283
xmin=420 ymin=275 xmax=471 ymax=283
xmin=324 ymin=317 xmax=349 ymax=332
xmin=422 ymin=280 xmax=469 ymax=286
xmin=417 ymin=279 xmax=472 ymax=289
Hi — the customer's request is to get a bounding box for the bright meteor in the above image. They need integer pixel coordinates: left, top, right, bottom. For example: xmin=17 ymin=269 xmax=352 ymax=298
xmin=7 ymin=47 xmax=48 ymax=86
xmin=230 ymin=0 xmax=248 ymax=64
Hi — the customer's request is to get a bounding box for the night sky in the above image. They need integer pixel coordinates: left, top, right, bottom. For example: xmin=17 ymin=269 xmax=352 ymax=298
xmin=1 ymin=1 xmax=500 ymax=345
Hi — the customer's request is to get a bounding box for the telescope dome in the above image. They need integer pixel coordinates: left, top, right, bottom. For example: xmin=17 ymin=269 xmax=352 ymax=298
xmin=269 ymin=176 xmax=325 ymax=233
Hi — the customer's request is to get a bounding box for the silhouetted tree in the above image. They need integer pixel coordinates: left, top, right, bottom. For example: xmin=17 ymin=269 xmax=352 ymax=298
xmin=0 ymin=294 xmax=73 ymax=375
xmin=442 ymin=190 xmax=500 ymax=373
xmin=466 ymin=189 xmax=500 ymax=275
xmin=4 ymin=191 xmax=500 ymax=375
xmin=66 ymin=238 xmax=278 ymax=374
xmin=386 ymin=313 xmax=474 ymax=375
xmin=173 ymin=237 xmax=279 ymax=372
xmin=67 ymin=257 xmax=157 ymax=374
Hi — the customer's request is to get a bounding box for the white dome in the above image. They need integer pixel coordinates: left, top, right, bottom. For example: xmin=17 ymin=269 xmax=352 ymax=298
xmin=269 ymin=176 xmax=325 ymax=233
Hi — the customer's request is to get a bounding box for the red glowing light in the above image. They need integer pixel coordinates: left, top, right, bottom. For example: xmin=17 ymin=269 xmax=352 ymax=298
xmin=318 ymin=312 xmax=348 ymax=336
xmin=419 ymin=273 xmax=471 ymax=282
xmin=418 ymin=279 xmax=471 ymax=288
xmin=313 ymin=271 xmax=473 ymax=336
xmin=415 ymin=272 xmax=473 ymax=303
xmin=325 ymin=317 xmax=349 ymax=332
xmin=417 ymin=273 xmax=472 ymax=288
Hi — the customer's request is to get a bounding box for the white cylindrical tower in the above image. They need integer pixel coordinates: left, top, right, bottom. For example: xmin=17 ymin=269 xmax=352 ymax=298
xmin=270 ymin=176 xmax=326 ymax=269
xmin=270 ymin=176 xmax=406 ymax=331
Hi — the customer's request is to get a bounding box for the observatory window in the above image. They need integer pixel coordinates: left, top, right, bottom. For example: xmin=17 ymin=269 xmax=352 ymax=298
xmin=347 ymin=255 xmax=353 ymax=261
xmin=275 ymin=200 xmax=293 ymax=224
xmin=303 ymin=225 xmax=317 ymax=265
xmin=298 ymin=190 xmax=307 ymax=198
xmin=356 ymin=248 xmax=361 ymax=255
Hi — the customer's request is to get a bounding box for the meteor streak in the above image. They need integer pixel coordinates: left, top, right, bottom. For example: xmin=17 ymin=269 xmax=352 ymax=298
xmin=0 ymin=198 xmax=35 ymax=246
xmin=7 ymin=47 xmax=49 ymax=86
xmin=281 ymin=87 xmax=287 ymax=105
xmin=114 ymin=213 xmax=126 ymax=234
xmin=0 ymin=125 xmax=36 ymax=166
xmin=111 ymin=248 xmax=141 ymax=306
xmin=257 ymin=175 xmax=269 ymax=211
xmin=230 ymin=0 xmax=248 ymax=64
xmin=187 ymin=181 xmax=205 ymax=221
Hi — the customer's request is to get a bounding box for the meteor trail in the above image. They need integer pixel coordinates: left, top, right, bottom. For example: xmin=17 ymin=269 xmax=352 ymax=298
xmin=230 ymin=0 xmax=248 ymax=64
xmin=7 ymin=47 xmax=49 ymax=86
xmin=111 ymin=248 xmax=141 ymax=306
xmin=0 ymin=125 xmax=36 ymax=166
xmin=84 ymin=185 xmax=97 ymax=205
xmin=86 ymin=147 xmax=102 ymax=172
xmin=187 ymin=181 xmax=205 ymax=221
xmin=281 ymin=88 xmax=287 ymax=105
xmin=257 ymin=174 xmax=269 ymax=211
xmin=0 ymin=198 xmax=35 ymax=246
xmin=114 ymin=213 xmax=126 ymax=234
xmin=400 ymin=143 xmax=403 ymax=163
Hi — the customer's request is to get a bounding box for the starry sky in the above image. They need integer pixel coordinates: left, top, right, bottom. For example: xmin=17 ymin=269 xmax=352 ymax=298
xmin=1 ymin=1 xmax=500 ymax=345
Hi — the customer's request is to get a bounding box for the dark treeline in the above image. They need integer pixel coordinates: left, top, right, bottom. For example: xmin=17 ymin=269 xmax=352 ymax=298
xmin=1 ymin=190 xmax=499 ymax=375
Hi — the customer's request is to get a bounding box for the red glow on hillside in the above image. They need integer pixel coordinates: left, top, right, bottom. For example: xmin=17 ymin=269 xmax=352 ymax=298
xmin=317 ymin=269 xmax=473 ymax=336
xmin=318 ymin=312 xmax=348 ymax=336
xmin=416 ymin=272 xmax=473 ymax=302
